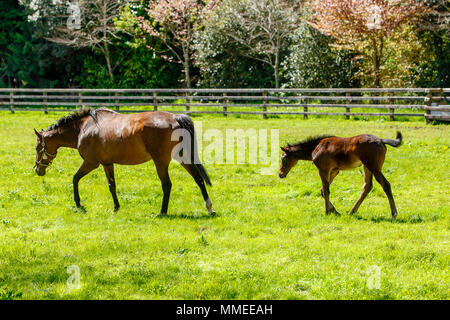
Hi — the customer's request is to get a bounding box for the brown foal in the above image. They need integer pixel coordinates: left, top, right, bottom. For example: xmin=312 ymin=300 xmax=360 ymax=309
xmin=279 ymin=132 xmax=402 ymax=220
xmin=34 ymin=108 xmax=215 ymax=215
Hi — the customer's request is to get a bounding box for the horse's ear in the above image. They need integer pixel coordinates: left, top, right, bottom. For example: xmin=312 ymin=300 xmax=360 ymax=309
xmin=34 ymin=129 xmax=42 ymax=137
xmin=281 ymin=146 xmax=288 ymax=152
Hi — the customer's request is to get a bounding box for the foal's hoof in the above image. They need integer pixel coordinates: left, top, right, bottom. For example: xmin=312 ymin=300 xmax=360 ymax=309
xmin=326 ymin=208 xmax=340 ymax=216
xmin=209 ymin=210 xmax=216 ymax=216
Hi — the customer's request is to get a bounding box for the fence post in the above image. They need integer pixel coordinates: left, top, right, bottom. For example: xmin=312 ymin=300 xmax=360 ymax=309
xmin=223 ymin=92 xmax=228 ymax=117
xmin=153 ymin=92 xmax=158 ymax=111
xmin=43 ymin=92 xmax=48 ymax=114
xmin=425 ymin=88 xmax=443 ymax=124
xmin=303 ymin=95 xmax=308 ymax=119
xmin=115 ymin=92 xmax=119 ymax=112
xmin=345 ymin=92 xmax=351 ymax=120
xmin=389 ymin=97 xmax=394 ymax=121
xmin=9 ymin=91 xmax=14 ymax=114
xmin=78 ymin=92 xmax=83 ymax=109
xmin=185 ymin=90 xmax=190 ymax=113
xmin=262 ymin=90 xmax=267 ymax=119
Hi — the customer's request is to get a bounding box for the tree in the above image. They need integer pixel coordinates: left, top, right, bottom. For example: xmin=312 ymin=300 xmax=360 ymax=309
xmin=194 ymin=9 xmax=274 ymax=88
xmin=309 ymin=0 xmax=427 ymax=87
xmin=0 ymin=0 xmax=53 ymax=87
xmin=207 ymin=0 xmax=304 ymax=88
xmin=282 ymin=24 xmax=359 ymax=88
xmin=137 ymin=0 xmax=218 ymax=88
xmin=43 ymin=0 xmax=130 ymax=83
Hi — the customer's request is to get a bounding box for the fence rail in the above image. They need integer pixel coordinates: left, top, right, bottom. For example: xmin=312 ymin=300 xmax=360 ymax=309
xmin=0 ymin=88 xmax=449 ymax=122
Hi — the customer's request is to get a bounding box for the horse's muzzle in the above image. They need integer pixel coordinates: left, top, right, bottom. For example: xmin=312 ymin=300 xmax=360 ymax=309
xmin=34 ymin=166 xmax=46 ymax=176
xmin=278 ymin=172 xmax=286 ymax=179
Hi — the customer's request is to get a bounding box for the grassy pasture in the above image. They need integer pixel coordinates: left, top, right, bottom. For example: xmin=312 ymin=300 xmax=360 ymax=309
xmin=0 ymin=111 xmax=448 ymax=300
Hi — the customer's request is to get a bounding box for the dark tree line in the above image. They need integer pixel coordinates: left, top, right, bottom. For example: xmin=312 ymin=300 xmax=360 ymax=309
xmin=0 ymin=0 xmax=448 ymax=89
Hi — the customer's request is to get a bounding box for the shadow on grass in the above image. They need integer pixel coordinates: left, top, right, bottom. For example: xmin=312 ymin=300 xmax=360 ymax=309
xmin=70 ymin=206 xmax=88 ymax=214
xmin=352 ymin=214 xmax=428 ymax=224
xmin=155 ymin=212 xmax=218 ymax=220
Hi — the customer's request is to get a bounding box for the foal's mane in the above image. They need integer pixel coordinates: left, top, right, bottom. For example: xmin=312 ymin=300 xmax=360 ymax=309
xmin=288 ymin=135 xmax=333 ymax=154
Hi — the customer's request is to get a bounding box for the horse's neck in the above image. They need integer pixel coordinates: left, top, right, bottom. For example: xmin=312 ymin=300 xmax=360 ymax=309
xmin=46 ymin=125 xmax=80 ymax=150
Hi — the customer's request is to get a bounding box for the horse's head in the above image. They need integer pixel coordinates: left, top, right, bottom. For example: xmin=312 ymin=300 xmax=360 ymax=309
xmin=279 ymin=146 xmax=298 ymax=178
xmin=34 ymin=129 xmax=57 ymax=176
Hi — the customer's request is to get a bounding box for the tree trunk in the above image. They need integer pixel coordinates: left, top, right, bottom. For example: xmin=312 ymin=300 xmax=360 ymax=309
xmin=371 ymin=36 xmax=381 ymax=88
xmin=104 ymin=44 xmax=114 ymax=83
xmin=182 ymin=42 xmax=191 ymax=89
xmin=274 ymin=47 xmax=280 ymax=88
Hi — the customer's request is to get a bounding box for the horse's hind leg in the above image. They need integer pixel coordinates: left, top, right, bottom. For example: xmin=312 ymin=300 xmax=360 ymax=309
xmin=372 ymin=170 xmax=398 ymax=221
xmin=181 ymin=163 xmax=215 ymax=215
xmin=103 ymin=164 xmax=120 ymax=211
xmin=349 ymin=166 xmax=373 ymax=215
xmin=73 ymin=160 xmax=98 ymax=209
xmin=154 ymin=162 xmax=172 ymax=215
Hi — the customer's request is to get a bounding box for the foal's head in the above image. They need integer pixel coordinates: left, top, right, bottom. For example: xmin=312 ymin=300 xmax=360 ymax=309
xmin=34 ymin=129 xmax=57 ymax=176
xmin=279 ymin=135 xmax=332 ymax=178
xmin=279 ymin=146 xmax=299 ymax=178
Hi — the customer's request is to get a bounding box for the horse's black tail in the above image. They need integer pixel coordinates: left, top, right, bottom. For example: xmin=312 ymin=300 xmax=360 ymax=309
xmin=382 ymin=131 xmax=403 ymax=147
xmin=174 ymin=114 xmax=212 ymax=186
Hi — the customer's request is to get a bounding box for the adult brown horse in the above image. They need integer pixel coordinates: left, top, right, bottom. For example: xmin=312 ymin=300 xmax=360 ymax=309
xmin=279 ymin=132 xmax=402 ymax=220
xmin=34 ymin=108 xmax=215 ymax=215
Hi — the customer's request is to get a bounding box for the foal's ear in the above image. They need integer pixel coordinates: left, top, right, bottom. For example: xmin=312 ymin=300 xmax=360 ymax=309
xmin=34 ymin=128 xmax=42 ymax=137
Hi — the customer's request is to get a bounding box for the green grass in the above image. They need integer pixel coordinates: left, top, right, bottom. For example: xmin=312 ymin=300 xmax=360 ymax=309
xmin=0 ymin=111 xmax=449 ymax=300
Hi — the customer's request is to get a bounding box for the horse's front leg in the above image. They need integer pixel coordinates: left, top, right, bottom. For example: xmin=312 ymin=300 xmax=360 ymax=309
xmin=103 ymin=164 xmax=120 ymax=211
xmin=319 ymin=170 xmax=339 ymax=215
xmin=73 ymin=161 xmax=98 ymax=209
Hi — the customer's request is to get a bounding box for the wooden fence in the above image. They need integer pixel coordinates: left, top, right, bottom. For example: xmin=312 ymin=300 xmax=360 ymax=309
xmin=0 ymin=88 xmax=449 ymax=123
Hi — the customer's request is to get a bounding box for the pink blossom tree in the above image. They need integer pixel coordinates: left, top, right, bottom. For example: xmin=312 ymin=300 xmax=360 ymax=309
xmin=309 ymin=0 xmax=428 ymax=87
xmin=137 ymin=0 xmax=217 ymax=88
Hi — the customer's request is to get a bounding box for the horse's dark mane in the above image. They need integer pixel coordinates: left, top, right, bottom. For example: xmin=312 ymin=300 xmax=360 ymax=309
xmin=288 ymin=135 xmax=333 ymax=155
xmin=46 ymin=108 xmax=96 ymax=131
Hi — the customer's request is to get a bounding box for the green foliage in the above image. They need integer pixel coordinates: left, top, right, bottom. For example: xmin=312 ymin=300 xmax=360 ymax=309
xmin=194 ymin=26 xmax=274 ymax=88
xmin=0 ymin=0 xmax=54 ymax=87
xmin=74 ymin=46 xmax=182 ymax=89
xmin=282 ymin=24 xmax=359 ymax=88
xmin=0 ymin=112 xmax=449 ymax=299
xmin=194 ymin=2 xmax=276 ymax=88
xmin=413 ymin=30 xmax=450 ymax=88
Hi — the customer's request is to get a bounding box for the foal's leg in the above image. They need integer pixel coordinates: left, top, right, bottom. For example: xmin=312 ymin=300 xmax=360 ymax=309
xmin=73 ymin=161 xmax=99 ymax=208
xmin=154 ymin=162 xmax=172 ymax=215
xmin=103 ymin=164 xmax=120 ymax=211
xmin=321 ymin=170 xmax=339 ymax=198
xmin=319 ymin=170 xmax=339 ymax=215
xmin=181 ymin=163 xmax=215 ymax=215
xmin=372 ymin=170 xmax=398 ymax=221
xmin=349 ymin=166 xmax=373 ymax=215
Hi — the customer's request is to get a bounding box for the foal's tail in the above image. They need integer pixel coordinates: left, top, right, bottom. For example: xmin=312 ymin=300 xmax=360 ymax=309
xmin=382 ymin=131 xmax=403 ymax=147
xmin=174 ymin=114 xmax=212 ymax=186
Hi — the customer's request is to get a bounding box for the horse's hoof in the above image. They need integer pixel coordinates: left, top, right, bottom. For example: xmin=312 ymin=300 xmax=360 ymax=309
xmin=209 ymin=210 xmax=216 ymax=216
xmin=114 ymin=206 xmax=120 ymax=212
xmin=158 ymin=212 xmax=167 ymax=217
